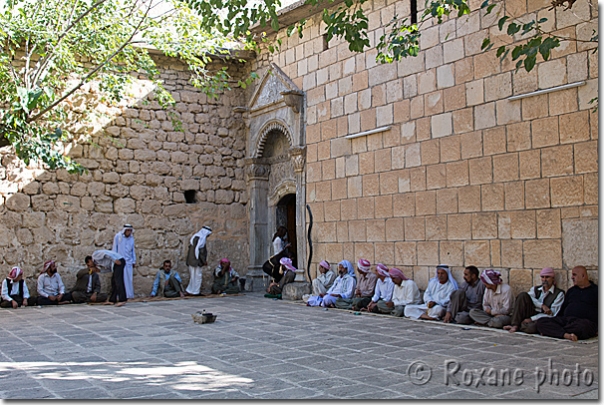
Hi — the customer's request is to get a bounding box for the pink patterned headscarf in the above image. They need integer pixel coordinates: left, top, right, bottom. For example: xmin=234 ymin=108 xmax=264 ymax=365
xmin=280 ymin=257 xmax=296 ymax=272
xmin=357 ymin=258 xmax=371 ymax=273
xmin=8 ymin=267 xmax=22 ymax=280
xmin=389 ymin=267 xmax=408 ymax=281
xmin=375 ymin=263 xmax=389 ymax=277
xmin=43 ymin=260 xmax=55 ymax=272
xmin=480 ymin=269 xmax=502 ymax=285
xmin=540 ymin=267 xmax=555 ymax=277
xmin=319 ymin=260 xmax=330 ymax=271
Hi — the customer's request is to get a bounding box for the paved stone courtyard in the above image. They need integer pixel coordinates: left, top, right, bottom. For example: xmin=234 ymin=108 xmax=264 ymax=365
xmin=0 ymin=293 xmax=598 ymax=399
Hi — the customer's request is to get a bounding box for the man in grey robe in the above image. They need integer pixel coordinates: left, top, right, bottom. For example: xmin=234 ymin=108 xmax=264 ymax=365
xmin=443 ymin=265 xmax=485 ymax=324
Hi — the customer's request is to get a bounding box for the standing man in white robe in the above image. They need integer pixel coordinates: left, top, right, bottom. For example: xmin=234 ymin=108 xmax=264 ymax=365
xmin=405 ymin=264 xmax=458 ymax=320
xmin=112 ymin=224 xmax=136 ymax=299
xmin=185 ymin=225 xmax=212 ymax=295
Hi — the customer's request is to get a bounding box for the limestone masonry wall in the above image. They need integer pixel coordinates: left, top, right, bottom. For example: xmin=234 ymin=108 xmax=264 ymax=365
xmin=253 ymin=0 xmax=598 ymax=296
xmin=0 ymin=55 xmax=250 ymax=296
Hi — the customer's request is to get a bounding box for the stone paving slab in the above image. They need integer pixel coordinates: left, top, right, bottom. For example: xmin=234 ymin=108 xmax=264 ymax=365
xmin=0 ymin=293 xmax=598 ymax=399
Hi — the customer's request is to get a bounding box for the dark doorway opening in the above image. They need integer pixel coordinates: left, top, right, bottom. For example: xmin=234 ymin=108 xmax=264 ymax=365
xmin=276 ymin=194 xmax=297 ymax=268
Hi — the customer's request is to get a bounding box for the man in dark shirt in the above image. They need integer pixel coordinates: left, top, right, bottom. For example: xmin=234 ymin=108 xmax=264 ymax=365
xmin=443 ymin=265 xmax=485 ymax=324
xmin=536 ymin=266 xmax=598 ymax=341
xmin=71 ymin=256 xmax=108 ymax=303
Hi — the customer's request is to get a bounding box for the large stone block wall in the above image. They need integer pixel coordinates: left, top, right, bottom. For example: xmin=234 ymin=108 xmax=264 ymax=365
xmin=252 ymin=0 xmax=598 ymax=296
xmin=0 ymin=55 xmax=250 ymax=296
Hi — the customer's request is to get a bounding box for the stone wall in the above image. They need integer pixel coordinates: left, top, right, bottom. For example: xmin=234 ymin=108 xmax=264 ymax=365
xmin=251 ymin=0 xmax=598 ymax=296
xmin=0 ymin=55 xmax=250 ymax=296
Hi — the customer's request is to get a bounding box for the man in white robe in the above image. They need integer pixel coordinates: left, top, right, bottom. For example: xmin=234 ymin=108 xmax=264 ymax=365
xmin=312 ymin=260 xmax=355 ymax=307
xmin=185 ymin=226 xmax=212 ymax=295
xmin=312 ymin=260 xmax=337 ymax=296
xmin=112 ymin=224 xmax=136 ymax=299
xmin=405 ymin=264 xmax=458 ymax=320
xmin=378 ymin=267 xmax=421 ymax=316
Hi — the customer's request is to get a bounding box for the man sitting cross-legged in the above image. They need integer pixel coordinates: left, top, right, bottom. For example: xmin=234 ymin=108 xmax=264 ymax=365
xmin=364 ymin=263 xmax=394 ymax=313
xmin=504 ymin=267 xmax=565 ymax=334
xmin=150 ymin=260 xmax=185 ymax=298
xmin=311 ymin=260 xmax=337 ymax=296
xmin=212 ymin=258 xmax=240 ymax=295
xmin=443 ymin=266 xmax=485 ymax=324
xmin=37 ymin=260 xmax=72 ymax=306
xmin=71 ymin=257 xmax=109 ymax=304
xmin=536 ymin=266 xmax=598 ymax=342
xmin=334 ymin=258 xmax=377 ymax=311
xmin=311 ymin=260 xmax=356 ymax=308
xmin=1 ymin=267 xmax=36 ymax=308
xmin=469 ymin=269 xmax=513 ymax=329
xmin=405 ymin=264 xmax=458 ymax=320
xmin=378 ymin=267 xmax=420 ymax=316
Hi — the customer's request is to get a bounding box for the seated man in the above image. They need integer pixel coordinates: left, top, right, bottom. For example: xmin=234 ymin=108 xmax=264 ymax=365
xmin=536 ymin=266 xmax=598 ymax=341
xmin=364 ymin=264 xmax=395 ymax=313
xmin=312 ymin=260 xmax=336 ymax=296
xmin=504 ymin=267 xmax=565 ymax=334
xmin=405 ymin=264 xmax=458 ymax=320
xmin=71 ymin=257 xmax=109 ymax=304
xmin=335 ymin=258 xmax=377 ymax=310
xmin=443 ymin=265 xmax=485 ymax=324
xmin=37 ymin=260 xmax=72 ymax=305
xmin=1 ymin=267 xmax=36 ymax=308
xmin=151 ymin=260 xmax=185 ymax=298
xmin=211 ymin=258 xmax=240 ymax=295
xmin=469 ymin=269 xmax=513 ymax=329
xmin=312 ymin=260 xmax=356 ymax=307
xmin=380 ymin=267 xmax=420 ymax=316
xmin=267 ymin=257 xmax=296 ymax=296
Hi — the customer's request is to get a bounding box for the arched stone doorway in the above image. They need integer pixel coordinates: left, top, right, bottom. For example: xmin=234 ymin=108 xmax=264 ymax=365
xmin=240 ymin=63 xmax=307 ymax=292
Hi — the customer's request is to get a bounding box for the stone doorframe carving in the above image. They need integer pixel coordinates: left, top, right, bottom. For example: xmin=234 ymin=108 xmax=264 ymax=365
xmin=240 ymin=63 xmax=307 ymax=290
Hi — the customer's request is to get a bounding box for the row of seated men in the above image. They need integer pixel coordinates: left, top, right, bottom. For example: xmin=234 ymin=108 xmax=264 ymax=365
xmin=305 ymin=259 xmax=598 ymax=342
xmin=0 ymin=257 xmax=241 ymax=308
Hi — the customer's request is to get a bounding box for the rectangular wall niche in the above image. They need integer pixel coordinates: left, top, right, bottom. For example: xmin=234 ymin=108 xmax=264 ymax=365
xmin=184 ymin=190 xmax=197 ymax=204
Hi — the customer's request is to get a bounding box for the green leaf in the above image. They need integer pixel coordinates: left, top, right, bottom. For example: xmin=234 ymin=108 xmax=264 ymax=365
xmin=524 ymin=55 xmax=536 ymax=72
xmin=481 ymin=37 xmax=491 ymax=50
xmin=498 ymin=16 xmax=509 ymax=31
xmin=507 ymin=23 xmax=520 ymax=36
xmin=496 ymin=45 xmax=506 ymax=58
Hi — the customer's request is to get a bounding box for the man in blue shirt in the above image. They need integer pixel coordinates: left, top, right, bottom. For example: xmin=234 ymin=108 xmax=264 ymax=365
xmin=150 ymin=260 xmax=185 ymax=298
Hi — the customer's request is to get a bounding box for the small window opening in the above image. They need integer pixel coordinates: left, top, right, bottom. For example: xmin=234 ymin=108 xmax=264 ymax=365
xmin=410 ymin=0 xmax=417 ymax=24
xmin=322 ymin=34 xmax=329 ymax=51
xmin=184 ymin=190 xmax=197 ymax=204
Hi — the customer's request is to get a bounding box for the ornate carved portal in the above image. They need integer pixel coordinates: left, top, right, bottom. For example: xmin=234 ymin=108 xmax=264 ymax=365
xmin=242 ymin=64 xmax=307 ymax=291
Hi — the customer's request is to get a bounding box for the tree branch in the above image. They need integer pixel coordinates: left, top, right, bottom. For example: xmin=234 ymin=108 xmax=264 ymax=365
xmin=32 ymin=0 xmax=111 ymax=87
xmin=28 ymin=0 xmax=153 ymax=123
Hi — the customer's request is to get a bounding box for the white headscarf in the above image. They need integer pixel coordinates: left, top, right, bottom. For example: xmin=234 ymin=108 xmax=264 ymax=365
xmin=190 ymin=226 xmax=212 ymax=260
xmin=339 ymin=260 xmax=355 ymax=279
xmin=120 ymin=224 xmax=134 ymax=236
xmin=433 ymin=264 xmax=458 ymax=289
